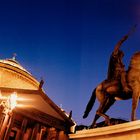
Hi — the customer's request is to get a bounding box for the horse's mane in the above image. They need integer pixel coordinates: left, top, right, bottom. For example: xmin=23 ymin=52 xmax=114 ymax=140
xmin=129 ymin=51 xmax=140 ymax=70
xmin=128 ymin=51 xmax=140 ymax=92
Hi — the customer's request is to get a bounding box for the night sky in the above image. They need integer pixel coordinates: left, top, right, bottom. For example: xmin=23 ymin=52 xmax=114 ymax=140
xmin=0 ymin=0 xmax=140 ymax=125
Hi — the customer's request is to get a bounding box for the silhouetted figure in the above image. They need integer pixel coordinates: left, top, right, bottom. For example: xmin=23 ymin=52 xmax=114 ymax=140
xmin=39 ymin=79 xmax=44 ymax=90
xmin=69 ymin=110 xmax=72 ymax=119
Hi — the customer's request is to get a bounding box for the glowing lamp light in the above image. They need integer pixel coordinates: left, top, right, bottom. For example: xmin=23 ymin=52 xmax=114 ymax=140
xmin=9 ymin=93 xmax=17 ymax=110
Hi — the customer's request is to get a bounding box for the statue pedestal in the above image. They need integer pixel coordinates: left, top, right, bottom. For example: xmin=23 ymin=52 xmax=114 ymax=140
xmin=69 ymin=120 xmax=140 ymax=140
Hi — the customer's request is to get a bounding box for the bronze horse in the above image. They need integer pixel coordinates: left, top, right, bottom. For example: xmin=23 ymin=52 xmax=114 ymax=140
xmin=83 ymin=51 xmax=140 ymax=127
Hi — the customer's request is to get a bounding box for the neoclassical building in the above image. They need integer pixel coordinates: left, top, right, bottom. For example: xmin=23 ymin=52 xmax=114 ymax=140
xmin=0 ymin=57 xmax=75 ymax=140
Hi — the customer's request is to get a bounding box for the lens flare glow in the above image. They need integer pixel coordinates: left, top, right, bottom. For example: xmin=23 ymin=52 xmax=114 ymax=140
xmin=9 ymin=93 xmax=17 ymax=110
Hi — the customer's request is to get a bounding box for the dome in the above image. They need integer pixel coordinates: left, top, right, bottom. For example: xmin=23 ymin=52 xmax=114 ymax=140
xmin=0 ymin=57 xmax=39 ymax=90
xmin=0 ymin=58 xmax=30 ymax=74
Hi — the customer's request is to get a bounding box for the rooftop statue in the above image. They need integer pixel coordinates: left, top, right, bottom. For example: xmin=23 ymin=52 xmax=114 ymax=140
xmin=83 ymin=25 xmax=140 ymax=128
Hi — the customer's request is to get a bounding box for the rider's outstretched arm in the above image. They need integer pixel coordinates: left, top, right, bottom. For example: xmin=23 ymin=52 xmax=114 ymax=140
xmin=113 ymin=35 xmax=128 ymax=55
xmin=113 ymin=24 xmax=137 ymax=55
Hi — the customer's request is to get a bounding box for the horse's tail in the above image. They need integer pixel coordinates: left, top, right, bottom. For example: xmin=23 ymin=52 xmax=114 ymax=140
xmin=83 ymin=88 xmax=96 ymax=119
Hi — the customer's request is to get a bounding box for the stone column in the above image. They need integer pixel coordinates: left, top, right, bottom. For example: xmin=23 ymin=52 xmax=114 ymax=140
xmin=0 ymin=105 xmax=5 ymax=130
xmin=3 ymin=113 xmax=15 ymax=140
xmin=0 ymin=114 xmax=9 ymax=140
xmin=38 ymin=126 xmax=49 ymax=140
xmin=15 ymin=129 xmax=21 ymax=140
xmin=23 ymin=128 xmax=32 ymax=140
xmin=30 ymin=123 xmax=40 ymax=140
xmin=47 ymin=127 xmax=59 ymax=140
xmin=20 ymin=118 xmax=28 ymax=139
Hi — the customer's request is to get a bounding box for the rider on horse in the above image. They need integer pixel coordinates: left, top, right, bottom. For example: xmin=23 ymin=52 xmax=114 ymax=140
xmin=83 ymin=25 xmax=137 ymax=127
xmin=104 ymin=25 xmax=137 ymax=94
xmin=105 ymin=34 xmax=131 ymax=93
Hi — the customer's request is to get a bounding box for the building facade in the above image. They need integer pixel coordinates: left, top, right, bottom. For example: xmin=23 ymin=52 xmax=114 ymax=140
xmin=0 ymin=57 xmax=74 ymax=140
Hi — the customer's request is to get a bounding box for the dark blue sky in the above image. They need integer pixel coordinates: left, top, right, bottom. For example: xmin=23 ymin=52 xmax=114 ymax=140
xmin=0 ymin=0 xmax=140 ymax=125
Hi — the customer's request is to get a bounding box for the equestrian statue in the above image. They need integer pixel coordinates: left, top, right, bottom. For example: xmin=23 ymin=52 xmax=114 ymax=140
xmin=83 ymin=25 xmax=140 ymax=128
